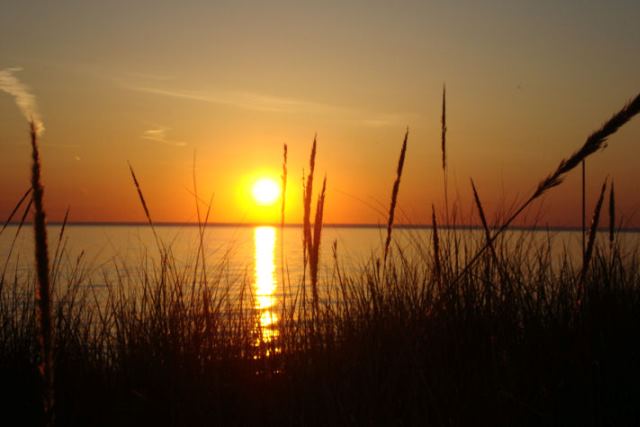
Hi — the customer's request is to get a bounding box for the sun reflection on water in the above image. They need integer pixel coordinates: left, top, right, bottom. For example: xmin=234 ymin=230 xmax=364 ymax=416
xmin=254 ymin=226 xmax=280 ymax=352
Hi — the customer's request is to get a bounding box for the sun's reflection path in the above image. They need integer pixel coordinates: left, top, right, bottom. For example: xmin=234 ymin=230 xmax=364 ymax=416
xmin=254 ymin=226 xmax=280 ymax=356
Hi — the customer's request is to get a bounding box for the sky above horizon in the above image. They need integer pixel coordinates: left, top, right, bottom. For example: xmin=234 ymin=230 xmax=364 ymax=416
xmin=1 ymin=0 xmax=639 ymax=226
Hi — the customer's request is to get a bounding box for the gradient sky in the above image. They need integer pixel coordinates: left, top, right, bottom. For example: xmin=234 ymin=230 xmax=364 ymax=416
xmin=1 ymin=0 xmax=639 ymax=226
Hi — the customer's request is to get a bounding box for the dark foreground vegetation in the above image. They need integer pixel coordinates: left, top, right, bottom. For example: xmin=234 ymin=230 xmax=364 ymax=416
xmin=2 ymin=228 xmax=640 ymax=426
xmin=1 ymin=90 xmax=640 ymax=426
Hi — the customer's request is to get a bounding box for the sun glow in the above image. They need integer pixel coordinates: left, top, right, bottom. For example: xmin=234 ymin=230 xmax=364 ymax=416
xmin=252 ymin=178 xmax=280 ymax=206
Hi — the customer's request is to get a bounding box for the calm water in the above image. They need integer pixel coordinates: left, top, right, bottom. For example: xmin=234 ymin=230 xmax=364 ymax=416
xmin=3 ymin=224 xmax=639 ymax=288
xmin=2 ymin=224 xmax=638 ymax=342
xmin=1 ymin=224 xmax=393 ymax=283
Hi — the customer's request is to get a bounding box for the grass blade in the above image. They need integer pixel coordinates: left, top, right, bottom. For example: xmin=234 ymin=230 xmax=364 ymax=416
xmin=582 ymin=178 xmax=608 ymax=284
xmin=383 ymin=128 xmax=408 ymax=263
xmin=30 ymin=121 xmax=54 ymax=425
xmin=1 ymin=187 xmax=31 ymax=235
xmin=128 ymin=162 xmax=161 ymax=250
xmin=455 ymin=91 xmax=640 ymax=284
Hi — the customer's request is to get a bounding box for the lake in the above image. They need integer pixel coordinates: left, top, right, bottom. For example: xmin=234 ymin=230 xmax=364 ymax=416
xmin=2 ymin=224 xmax=638 ymax=342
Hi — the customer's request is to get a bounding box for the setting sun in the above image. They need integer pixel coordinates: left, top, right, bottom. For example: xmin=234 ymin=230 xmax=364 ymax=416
xmin=252 ymin=178 xmax=280 ymax=206
xmin=2 ymin=1 xmax=640 ymax=424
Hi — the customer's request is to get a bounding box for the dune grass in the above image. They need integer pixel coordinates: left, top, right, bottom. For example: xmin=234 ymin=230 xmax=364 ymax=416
xmin=3 ymin=220 xmax=640 ymax=425
xmin=1 ymin=91 xmax=640 ymax=425
xmin=29 ymin=122 xmax=54 ymax=426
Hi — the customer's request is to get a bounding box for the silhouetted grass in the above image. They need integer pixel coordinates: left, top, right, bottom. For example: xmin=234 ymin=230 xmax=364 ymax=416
xmin=455 ymin=92 xmax=640 ymax=284
xmin=1 ymin=91 xmax=640 ymax=426
xmin=383 ymin=128 xmax=408 ymax=264
xmin=30 ymin=121 xmax=54 ymax=426
xmin=1 ymin=223 xmax=636 ymax=426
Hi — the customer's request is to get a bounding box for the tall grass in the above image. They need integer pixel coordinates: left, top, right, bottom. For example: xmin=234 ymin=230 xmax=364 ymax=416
xmin=301 ymin=136 xmax=327 ymax=324
xmin=441 ymin=84 xmax=449 ymax=224
xmin=455 ymin=92 xmax=640 ymax=283
xmin=582 ymin=178 xmax=607 ymax=283
xmin=280 ymin=143 xmax=288 ymax=315
xmin=470 ymin=178 xmax=498 ymax=265
xmin=383 ymin=129 xmax=408 ymax=263
xmin=582 ymin=159 xmax=586 ymax=259
xmin=281 ymin=144 xmax=288 ymax=229
xmin=1 ymin=188 xmax=31 ymax=234
xmin=431 ymin=204 xmax=441 ymax=285
xmin=128 ymin=162 xmax=161 ymax=249
xmin=29 ymin=121 xmax=54 ymax=426
xmin=1 ymin=91 xmax=640 ymax=425
xmin=609 ymin=181 xmax=615 ymax=252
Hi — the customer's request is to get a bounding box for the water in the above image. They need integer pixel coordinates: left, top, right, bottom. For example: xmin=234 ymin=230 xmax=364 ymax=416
xmin=2 ymin=224 xmax=638 ymax=343
xmin=0 ymin=224 xmax=415 ymax=284
xmin=3 ymin=224 xmax=638 ymax=288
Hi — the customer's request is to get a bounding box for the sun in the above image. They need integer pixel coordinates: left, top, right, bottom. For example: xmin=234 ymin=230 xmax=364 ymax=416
xmin=252 ymin=178 xmax=280 ymax=206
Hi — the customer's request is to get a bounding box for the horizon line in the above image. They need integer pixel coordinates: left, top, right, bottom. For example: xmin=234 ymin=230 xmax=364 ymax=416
xmin=5 ymin=220 xmax=640 ymax=233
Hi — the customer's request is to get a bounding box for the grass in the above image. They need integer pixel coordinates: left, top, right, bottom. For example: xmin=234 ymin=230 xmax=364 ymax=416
xmin=30 ymin=122 xmax=54 ymax=426
xmin=1 ymin=91 xmax=640 ymax=425
xmin=383 ymin=128 xmax=408 ymax=264
xmin=4 ymin=223 xmax=640 ymax=426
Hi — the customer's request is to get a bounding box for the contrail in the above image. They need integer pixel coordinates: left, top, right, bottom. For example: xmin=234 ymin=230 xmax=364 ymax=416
xmin=0 ymin=67 xmax=44 ymax=134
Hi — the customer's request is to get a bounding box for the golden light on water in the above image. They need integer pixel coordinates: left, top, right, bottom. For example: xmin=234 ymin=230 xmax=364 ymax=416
xmin=254 ymin=226 xmax=279 ymax=348
xmin=255 ymin=226 xmax=276 ymax=307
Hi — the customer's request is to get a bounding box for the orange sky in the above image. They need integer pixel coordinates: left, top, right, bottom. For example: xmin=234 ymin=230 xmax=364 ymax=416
xmin=1 ymin=1 xmax=639 ymax=227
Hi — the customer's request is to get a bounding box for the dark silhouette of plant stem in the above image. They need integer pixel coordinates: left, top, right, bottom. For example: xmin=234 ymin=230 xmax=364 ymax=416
xmin=1 ymin=187 xmax=31 ymax=235
xmin=431 ymin=204 xmax=441 ymax=288
xmin=609 ymin=181 xmax=615 ymax=253
xmin=128 ymin=162 xmax=161 ymax=250
xmin=581 ymin=178 xmax=607 ymax=288
xmin=30 ymin=121 xmax=54 ymax=426
xmin=455 ymin=91 xmax=640 ymax=284
xmin=383 ymin=129 xmax=408 ymax=263
xmin=582 ymin=160 xmax=586 ymax=261
xmin=441 ymin=84 xmax=449 ymax=225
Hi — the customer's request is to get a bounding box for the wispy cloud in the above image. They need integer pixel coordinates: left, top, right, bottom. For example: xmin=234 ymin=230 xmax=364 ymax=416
xmin=0 ymin=67 xmax=44 ymax=134
xmin=41 ymin=142 xmax=81 ymax=148
xmin=360 ymin=115 xmax=409 ymax=128
xmin=34 ymin=63 xmax=412 ymax=128
xmin=133 ymin=86 xmax=337 ymax=114
xmin=142 ymin=127 xmax=187 ymax=147
xmin=129 ymin=84 xmax=412 ymax=127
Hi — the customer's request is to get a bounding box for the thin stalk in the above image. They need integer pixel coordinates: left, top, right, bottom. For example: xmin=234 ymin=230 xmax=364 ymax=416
xmin=454 ymin=91 xmax=640 ymax=285
xmin=383 ymin=128 xmax=409 ymax=263
xmin=128 ymin=162 xmax=162 ymax=250
xmin=302 ymin=136 xmax=317 ymax=321
xmin=470 ymin=179 xmax=499 ymax=265
xmin=609 ymin=181 xmax=615 ymax=253
xmin=582 ymin=160 xmax=586 ymax=261
xmin=30 ymin=122 xmax=54 ymax=426
xmin=581 ymin=178 xmax=608 ymax=286
xmin=1 ymin=197 xmax=33 ymax=285
xmin=280 ymin=144 xmax=288 ymax=314
xmin=51 ymin=206 xmax=70 ymax=287
xmin=303 ymin=136 xmax=317 ymax=263
xmin=431 ymin=204 xmax=441 ymax=289
xmin=441 ymin=84 xmax=449 ymax=225
xmin=1 ymin=187 xmax=31 ymax=235
xmin=310 ymin=176 xmax=327 ymax=320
